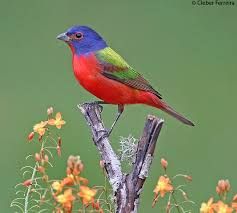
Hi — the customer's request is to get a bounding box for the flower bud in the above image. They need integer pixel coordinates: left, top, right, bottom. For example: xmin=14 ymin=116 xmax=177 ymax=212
xmin=35 ymin=153 xmax=41 ymax=161
xmin=44 ymin=154 xmax=49 ymax=163
xmin=216 ymin=186 xmax=221 ymax=195
xmin=23 ymin=179 xmax=32 ymax=187
xmin=92 ymin=201 xmax=100 ymax=210
xmin=28 ymin=132 xmax=34 ymax=141
xmin=37 ymin=166 xmax=45 ymax=173
xmin=47 ymin=107 xmax=53 ymax=116
xmin=216 ymin=179 xmax=231 ymax=195
xmin=79 ymin=162 xmax=84 ymax=172
xmin=161 ymin=158 xmax=168 ymax=170
xmin=66 ymin=167 xmax=71 ymax=175
xmin=218 ymin=180 xmax=226 ymax=191
xmin=225 ymin=179 xmax=230 ymax=192
xmin=42 ymin=175 xmax=48 ymax=182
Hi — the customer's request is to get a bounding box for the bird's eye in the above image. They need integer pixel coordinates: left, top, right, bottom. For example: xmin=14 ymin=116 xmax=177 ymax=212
xmin=75 ymin=32 xmax=83 ymax=39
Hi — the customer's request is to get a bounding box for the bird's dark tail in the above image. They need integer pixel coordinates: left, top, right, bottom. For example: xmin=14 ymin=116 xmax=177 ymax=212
xmin=160 ymin=101 xmax=195 ymax=126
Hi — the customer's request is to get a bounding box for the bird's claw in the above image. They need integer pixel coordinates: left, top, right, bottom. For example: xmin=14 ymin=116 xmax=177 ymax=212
xmin=96 ymin=129 xmax=110 ymax=143
xmin=82 ymin=101 xmax=103 ymax=112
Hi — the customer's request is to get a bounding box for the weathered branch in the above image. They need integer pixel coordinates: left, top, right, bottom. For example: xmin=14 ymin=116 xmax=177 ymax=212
xmin=78 ymin=103 xmax=122 ymax=192
xmin=78 ymin=103 xmax=164 ymax=213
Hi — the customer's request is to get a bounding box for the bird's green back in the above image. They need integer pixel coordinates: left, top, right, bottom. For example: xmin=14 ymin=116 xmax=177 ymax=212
xmin=95 ymin=47 xmax=162 ymax=99
xmin=96 ymin=47 xmax=141 ymax=80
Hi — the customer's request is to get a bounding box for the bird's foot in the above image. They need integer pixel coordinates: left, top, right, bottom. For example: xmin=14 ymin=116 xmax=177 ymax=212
xmin=81 ymin=101 xmax=104 ymax=112
xmin=96 ymin=129 xmax=110 ymax=143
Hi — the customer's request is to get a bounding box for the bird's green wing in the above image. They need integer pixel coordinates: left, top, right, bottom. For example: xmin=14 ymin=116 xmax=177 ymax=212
xmin=95 ymin=47 xmax=162 ymax=99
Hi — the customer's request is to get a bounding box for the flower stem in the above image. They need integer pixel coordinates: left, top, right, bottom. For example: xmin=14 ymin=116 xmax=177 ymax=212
xmin=24 ymin=137 xmax=46 ymax=212
xmin=24 ymin=164 xmax=38 ymax=213
xmin=171 ymin=191 xmax=182 ymax=213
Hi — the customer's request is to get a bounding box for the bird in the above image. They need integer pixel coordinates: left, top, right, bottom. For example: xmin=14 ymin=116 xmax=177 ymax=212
xmin=57 ymin=25 xmax=194 ymax=134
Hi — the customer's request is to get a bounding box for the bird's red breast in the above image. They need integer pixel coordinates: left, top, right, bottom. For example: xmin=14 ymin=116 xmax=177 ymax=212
xmin=72 ymin=53 xmax=160 ymax=107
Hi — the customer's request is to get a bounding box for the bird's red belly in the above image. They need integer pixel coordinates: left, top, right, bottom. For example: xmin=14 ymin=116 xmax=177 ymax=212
xmin=72 ymin=54 xmax=147 ymax=105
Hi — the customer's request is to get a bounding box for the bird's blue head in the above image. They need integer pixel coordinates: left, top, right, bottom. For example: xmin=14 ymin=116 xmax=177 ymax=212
xmin=57 ymin=25 xmax=108 ymax=56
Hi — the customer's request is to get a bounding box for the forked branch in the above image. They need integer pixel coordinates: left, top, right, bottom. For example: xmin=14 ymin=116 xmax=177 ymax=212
xmin=78 ymin=103 xmax=164 ymax=213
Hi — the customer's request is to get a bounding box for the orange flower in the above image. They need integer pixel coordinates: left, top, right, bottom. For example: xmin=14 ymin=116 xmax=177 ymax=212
xmin=153 ymin=176 xmax=173 ymax=198
xmin=56 ymin=189 xmax=75 ymax=212
xmin=213 ymin=201 xmax=233 ymax=213
xmin=78 ymin=186 xmax=97 ymax=205
xmin=48 ymin=112 xmax=66 ymax=129
xmin=33 ymin=121 xmax=48 ymax=136
xmin=200 ymin=197 xmax=214 ymax=213
xmin=52 ymin=181 xmax=63 ymax=194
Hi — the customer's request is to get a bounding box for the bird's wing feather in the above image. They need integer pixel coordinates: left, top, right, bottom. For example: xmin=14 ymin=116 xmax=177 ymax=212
xmin=95 ymin=47 xmax=162 ymax=99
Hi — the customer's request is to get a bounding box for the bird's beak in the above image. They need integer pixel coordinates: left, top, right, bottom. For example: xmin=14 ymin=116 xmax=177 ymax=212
xmin=56 ymin=32 xmax=70 ymax=42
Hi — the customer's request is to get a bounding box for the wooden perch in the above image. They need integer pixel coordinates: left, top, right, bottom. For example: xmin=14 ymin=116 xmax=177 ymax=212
xmin=78 ymin=103 xmax=164 ymax=213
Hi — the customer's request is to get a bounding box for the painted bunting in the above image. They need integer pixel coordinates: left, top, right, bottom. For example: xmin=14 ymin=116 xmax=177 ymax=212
xmin=57 ymin=25 xmax=194 ymax=133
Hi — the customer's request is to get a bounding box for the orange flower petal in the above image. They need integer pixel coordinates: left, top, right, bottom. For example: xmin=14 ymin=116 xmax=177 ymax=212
xmin=153 ymin=176 xmax=173 ymax=198
xmin=38 ymin=128 xmax=46 ymax=136
xmin=52 ymin=181 xmax=63 ymax=192
xmin=78 ymin=186 xmax=97 ymax=205
xmin=200 ymin=197 xmax=214 ymax=213
xmin=48 ymin=119 xmax=56 ymax=125
xmin=56 ymin=112 xmax=62 ymax=120
xmin=56 ymin=188 xmax=75 ymax=211
xmin=62 ymin=175 xmax=74 ymax=186
xmin=60 ymin=120 xmax=66 ymax=125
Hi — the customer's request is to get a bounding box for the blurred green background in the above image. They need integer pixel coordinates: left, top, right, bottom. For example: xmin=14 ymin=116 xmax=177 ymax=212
xmin=1 ymin=0 xmax=237 ymax=212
